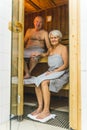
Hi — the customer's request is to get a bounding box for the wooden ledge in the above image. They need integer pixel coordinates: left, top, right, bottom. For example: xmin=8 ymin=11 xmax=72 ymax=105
xmin=39 ymin=57 xmax=48 ymax=63
xmin=62 ymin=83 xmax=69 ymax=90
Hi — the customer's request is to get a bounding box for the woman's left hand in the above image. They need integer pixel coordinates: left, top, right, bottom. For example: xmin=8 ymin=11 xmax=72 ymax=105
xmin=45 ymin=71 xmax=53 ymax=75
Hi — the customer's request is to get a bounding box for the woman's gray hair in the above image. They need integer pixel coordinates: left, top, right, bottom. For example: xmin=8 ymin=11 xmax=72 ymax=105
xmin=49 ymin=30 xmax=62 ymax=38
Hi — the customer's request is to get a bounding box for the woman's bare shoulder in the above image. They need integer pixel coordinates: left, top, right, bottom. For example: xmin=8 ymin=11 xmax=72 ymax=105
xmin=61 ymin=44 xmax=68 ymax=49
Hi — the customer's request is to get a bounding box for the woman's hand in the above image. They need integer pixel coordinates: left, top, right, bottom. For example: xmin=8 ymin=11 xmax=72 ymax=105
xmin=45 ymin=69 xmax=58 ymax=75
xmin=45 ymin=71 xmax=53 ymax=75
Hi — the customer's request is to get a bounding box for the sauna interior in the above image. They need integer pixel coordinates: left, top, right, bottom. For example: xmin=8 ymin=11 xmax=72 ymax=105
xmin=11 ymin=0 xmax=69 ymax=122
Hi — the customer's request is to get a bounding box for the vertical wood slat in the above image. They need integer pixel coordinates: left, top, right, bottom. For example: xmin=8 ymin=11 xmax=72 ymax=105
xmin=11 ymin=0 xmax=19 ymax=115
xmin=17 ymin=0 xmax=24 ymax=116
xmin=69 ymin=0 xmax=81 ymax=129
xmin=65 ymin=5 xmax=69 ymax=39
xmin=60 ymin=6 xmax=66 ymax=34
xmin=77 ymin=0 xmax=81 ymax=130
xmin=69 ymin=0 xmax=78 ymax=128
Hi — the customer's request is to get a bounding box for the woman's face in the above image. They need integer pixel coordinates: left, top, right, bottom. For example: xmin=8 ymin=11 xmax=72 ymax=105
xmin=50 ymin=34 xmax=60 ymax=46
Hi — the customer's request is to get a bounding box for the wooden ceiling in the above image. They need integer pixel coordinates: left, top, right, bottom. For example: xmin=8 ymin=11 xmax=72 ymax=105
xmin=24 ymin=0 xmax=68 ymax=14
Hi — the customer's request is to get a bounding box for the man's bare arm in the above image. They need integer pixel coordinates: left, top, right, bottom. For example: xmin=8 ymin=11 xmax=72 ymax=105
xmin=44 ymin=31 xmax=51 ymax=49
xmin=24 ymin=29 xmax=30 ymax=47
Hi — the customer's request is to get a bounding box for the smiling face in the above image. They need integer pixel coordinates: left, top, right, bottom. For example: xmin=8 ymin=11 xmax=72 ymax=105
xmin=50 ymin=34 xmax=60 ymax=46
xmin=49 ymin=30 xmax=62 ymax=47
xmin=34 ymin=16 xmax=44 ymax=31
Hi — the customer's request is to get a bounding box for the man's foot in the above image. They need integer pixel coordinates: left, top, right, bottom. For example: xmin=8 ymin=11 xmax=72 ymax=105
xmin=24 ymin=73 xmax=31 ymax=79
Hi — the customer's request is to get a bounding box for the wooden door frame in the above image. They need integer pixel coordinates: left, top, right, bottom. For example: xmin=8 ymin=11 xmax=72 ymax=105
xmin=17 ymin=0 xmax=24 ymax=120
xmin=69 ymin=0 xmax=81 ymax=130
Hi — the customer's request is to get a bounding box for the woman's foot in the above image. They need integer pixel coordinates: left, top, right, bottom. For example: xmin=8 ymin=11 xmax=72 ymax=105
xmin=36 ymin=111 xmax=50 ymax=119
xmin=31 ymin=108 xmax=43 ymax=116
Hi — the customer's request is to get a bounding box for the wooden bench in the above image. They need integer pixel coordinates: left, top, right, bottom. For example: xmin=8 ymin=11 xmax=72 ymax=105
xmin=24 ymin=82 xmax=69 ymax=91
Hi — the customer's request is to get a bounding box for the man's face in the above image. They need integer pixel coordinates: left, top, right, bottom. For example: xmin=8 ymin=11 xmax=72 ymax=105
xmin=34 ymin=17 xmax=43 ymax=31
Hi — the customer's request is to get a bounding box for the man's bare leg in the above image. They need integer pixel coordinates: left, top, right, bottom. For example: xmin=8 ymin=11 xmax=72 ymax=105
xmin=24 ymin=61 xmax=30 ymax=79
xmin=29 ymin=57 xmax=38 ymax=74
xmin=24 ymin=57 xmax=38 ymax=79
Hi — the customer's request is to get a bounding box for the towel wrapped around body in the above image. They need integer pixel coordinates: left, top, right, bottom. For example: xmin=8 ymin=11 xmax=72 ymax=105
xmin=24 ymin=54 xmax=69 ymax=93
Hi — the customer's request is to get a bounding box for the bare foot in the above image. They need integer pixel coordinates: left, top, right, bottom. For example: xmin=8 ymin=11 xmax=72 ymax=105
xmin=36 ymin=111 xmax=50 ymax=119
xmin=31 ymin=108 xmax=42 ymax=116
xmin=24 ymin=73 xmax=31 ymax=79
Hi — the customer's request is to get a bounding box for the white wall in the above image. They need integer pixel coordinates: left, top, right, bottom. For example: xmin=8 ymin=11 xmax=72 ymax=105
xmin=0 ymin=0 xmax=87 ymax=130
xmin=0 ymin=0 xmax=12 ymax=125
xmin=80 ymin=0 xmax=87 ymax=130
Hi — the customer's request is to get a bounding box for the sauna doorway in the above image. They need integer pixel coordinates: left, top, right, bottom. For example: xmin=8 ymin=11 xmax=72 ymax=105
xmin=11 ymin=0 xmax=81 ymax=130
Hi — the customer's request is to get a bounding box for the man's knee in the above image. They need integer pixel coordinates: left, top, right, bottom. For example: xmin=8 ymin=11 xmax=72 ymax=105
xmin=30 ymin=57 xmax=39 ymax=63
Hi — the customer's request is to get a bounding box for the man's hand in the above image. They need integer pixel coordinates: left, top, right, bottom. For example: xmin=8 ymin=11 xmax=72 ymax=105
xmin=30 ymin=52 xmax=41 ymax=57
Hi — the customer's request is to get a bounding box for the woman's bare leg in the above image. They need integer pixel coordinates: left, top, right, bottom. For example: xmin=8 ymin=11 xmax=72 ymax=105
xmin=31 ymin=86 xmax=43 ymax=116
xmin=36 ymin=80 xmax=51 ymax=119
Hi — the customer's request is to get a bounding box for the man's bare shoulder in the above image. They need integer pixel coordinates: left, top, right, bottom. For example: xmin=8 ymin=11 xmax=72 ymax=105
xmin=41 ymin=29 xmax=48 ymax=33
xmin=40 ymin=29 xmax=49 ymax=36
xmin=26 ymin=28 xmax=34 ymax=33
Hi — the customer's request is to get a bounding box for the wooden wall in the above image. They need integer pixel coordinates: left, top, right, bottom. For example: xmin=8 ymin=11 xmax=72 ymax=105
xmin=24 ymin=4 xmax=69 ymax=44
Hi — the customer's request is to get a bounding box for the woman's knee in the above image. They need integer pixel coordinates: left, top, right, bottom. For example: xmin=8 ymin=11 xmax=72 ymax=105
xmin=41 ymin=80 xmax=49 ymax=86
